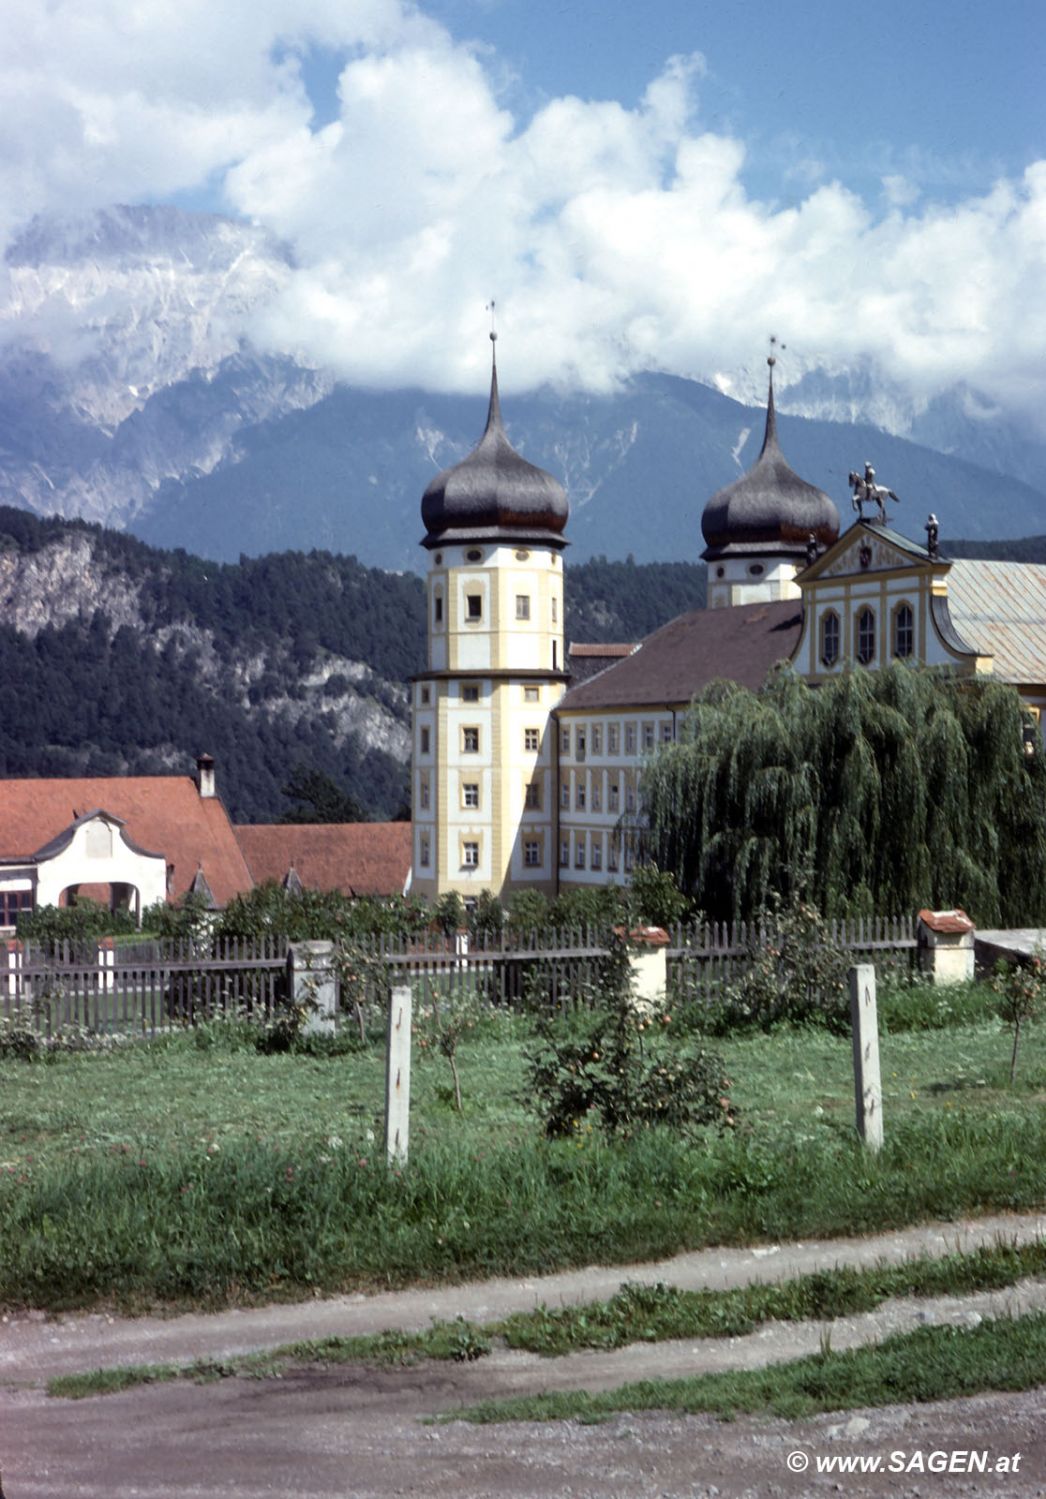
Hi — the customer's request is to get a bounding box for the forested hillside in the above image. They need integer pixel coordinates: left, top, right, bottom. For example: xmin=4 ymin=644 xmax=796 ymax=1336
xmin=0 ymin=510 xmax=708 ymax=821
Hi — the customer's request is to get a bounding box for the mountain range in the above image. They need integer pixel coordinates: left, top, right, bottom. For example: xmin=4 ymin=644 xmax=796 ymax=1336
xmin=2 ymin=206 xmax=1045 ymax=572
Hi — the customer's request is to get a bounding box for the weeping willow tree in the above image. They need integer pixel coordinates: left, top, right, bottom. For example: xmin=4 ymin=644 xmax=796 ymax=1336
xmin=641 ymin=665 xmax=1046 ymax=924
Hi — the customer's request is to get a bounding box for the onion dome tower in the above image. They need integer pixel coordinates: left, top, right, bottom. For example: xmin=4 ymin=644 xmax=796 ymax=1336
xmin=702 ymin=355 xmax=839 ymax=608
xmin=412 ymin=322 xmax=568 ymax=905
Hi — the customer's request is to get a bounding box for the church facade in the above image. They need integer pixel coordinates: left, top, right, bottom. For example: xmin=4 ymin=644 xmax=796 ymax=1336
xmin=411 ymin=353 xmax=1046 ymax=901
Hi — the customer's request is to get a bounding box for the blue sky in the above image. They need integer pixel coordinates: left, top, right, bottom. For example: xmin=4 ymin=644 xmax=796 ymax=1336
xmin=304 ymin=0 xmax=1043 ymax=202
xmin=2 ymin=0 xmax=1043 ymax=425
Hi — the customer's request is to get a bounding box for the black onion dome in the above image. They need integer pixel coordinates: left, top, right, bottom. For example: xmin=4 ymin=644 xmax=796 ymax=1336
xmin=421 ymin=347 xmax=569 ymax=548
xmin=701 ymin=364 xmax=839 ymax=561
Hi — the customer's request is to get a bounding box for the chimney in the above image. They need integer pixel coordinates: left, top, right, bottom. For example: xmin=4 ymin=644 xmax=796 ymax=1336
xmin=196 ymin=753 xmax=216 ymax=799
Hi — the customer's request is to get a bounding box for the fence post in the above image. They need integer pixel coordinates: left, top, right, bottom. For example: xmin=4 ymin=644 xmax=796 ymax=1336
xmin=6 ymin=939 xmax=23 ymax=1005
xmin=849 ymin=964 xmax=883 ymax=1152
xmin=286 ymin=941 xmax=337 ymax=1035
xmin=385 ymin=983 xmax=412 ymax=1165
xmin=97 ymin=937 xmax=115 ymax=996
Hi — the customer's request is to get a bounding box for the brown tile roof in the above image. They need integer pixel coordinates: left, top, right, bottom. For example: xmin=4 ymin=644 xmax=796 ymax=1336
xmin=235 ymin=823 xmax=412 ymax=898
xmin=567 ymin=642 xmax=638 ymax=686
xmin=559 ymin=600 xmax=802 ymax=711
xmin=0 ymin=777 xmax=253 ymax=906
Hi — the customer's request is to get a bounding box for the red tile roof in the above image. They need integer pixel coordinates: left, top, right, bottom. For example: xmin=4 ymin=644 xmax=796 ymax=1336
xmin=0 ymin=777 xmax=253 ymax=906
xmin=235 ymin=823 xmax=412 ymax=898
xmin=560 ymin=600 xmax=802 ymax=711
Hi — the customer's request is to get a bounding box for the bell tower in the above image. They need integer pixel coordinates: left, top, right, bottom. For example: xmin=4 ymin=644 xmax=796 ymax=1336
xmin=411 ymin=330 xmax=569 ymax=902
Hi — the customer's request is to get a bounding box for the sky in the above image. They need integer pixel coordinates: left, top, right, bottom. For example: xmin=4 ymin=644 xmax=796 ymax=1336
xmin=2 ymin=0 xmax=1044 ymax=425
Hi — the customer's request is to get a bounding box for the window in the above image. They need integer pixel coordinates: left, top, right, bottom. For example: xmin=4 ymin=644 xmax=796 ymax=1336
xmin=515 ymin=594 xmax=531 ymax=620
xmin=524 ymin=780 xmax=541 ymax=811
xmin=560 ymin=779 xmax=570 ymax=809
xmin=419 ymin=774 xmax=430 ymax=810
xmin=608 ymin=840 xmax=619 ymax=872
xmin=466 ymin=593 xmax=482 ymax=621
xmin=420 ymin=686 xmax=430 ymax=705
xmin=524 ymin=686 xmax=539 ymax=703
xmin=462 ymin=683 xmax=480 ymax=702
xmin=856 ymin=606 xmax=876 ymax=665
xmin=561 ymin=727 xmax=571 ymax=754
xmin=660 ymin=721 xmax=673 ymax=744
xmin=608 ymin=724 xmax=619 ymax=755
xmin=642 ymin=722 xmax=655 ymax=752
xmin=462 ymin=841 xmax=479 ymax=868
xmin=560 ymin=838 xmax=570 ymax=868
xmin=591 ymin=725 xmax=602 ymax=755
xmin=626 ymin=780 xmax=636 ymax=813
xmin=419 ymin=835 xmax=430 ymax=868
xmin=524 ymin=839 xmax=541 ymax=868
xmin=466 ymin=548 xmax=483 ymax=562
xmin=576 ymin=728 xmax=587 ymax=758
xmin=591 ymin=839 xmax=603 ymax=871
xmin=524 ymin=727 xmax=540 ymax=752
xmin=0 ymin=888 xmax=33 ymax=926
xmin=592 ymin=779 xmax=602 ymax=812
xmin=820 ymin=610 xmax=840 ymax=667
xmin=575 ymin=836 xmax=586 ymax=869
xmin=462 ymin=782 xmax=479 ymax=809
xmin=576 ymin=779 xmax=586 ymax=810
xmin=434 ymin=594 xmax=443 ymax=625
xmin=420 ymin=727 xmax=430 ymax=754
xmin=625 ymin=723 xmax=637 ymax=755
xmin=894 ymin=603 xmax=914 ymax=659
xmin=609 ymin=779 xmax=620 ymax=813
xmin=551 ymin=596 xmax=558 ymax=624
xmin=462 ymin=726 xmax=479 ymax=753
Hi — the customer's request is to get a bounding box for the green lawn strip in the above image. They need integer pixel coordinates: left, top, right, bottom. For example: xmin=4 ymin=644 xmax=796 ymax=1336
xmin=47 ymin=1322 xmax=491 ymax=1399
xmin=46 ymin=1240 xmax=1046 ymax=1399
xmin=449 ymin=1311 xmax=1046 ymax=1425
xmin=497 ymin=1239 xmax=1046 ymax=1354
xmin=7 ymin=1103 xmax=1046 ymax=1312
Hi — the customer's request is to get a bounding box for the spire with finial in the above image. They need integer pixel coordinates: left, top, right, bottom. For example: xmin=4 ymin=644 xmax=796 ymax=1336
xmin=701 ymin=337 xmax=839 ymax=563
xmin=484 ymin=298 xmax=502 ymax=432
xmin=419 ymin=303 xmax=569 ymax=547
xmin=761 ymin=335 xmax=786 ymax=455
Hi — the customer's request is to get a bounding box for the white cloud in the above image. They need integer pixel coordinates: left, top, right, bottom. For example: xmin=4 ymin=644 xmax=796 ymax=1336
xmin=2 ymin=2 xmax=1045 ymax=430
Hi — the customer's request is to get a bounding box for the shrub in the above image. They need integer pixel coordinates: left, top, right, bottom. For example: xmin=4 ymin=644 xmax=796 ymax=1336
xmin=526 ymin=973 xmax=735 ymax=1139
xmin=709 ymin=898 xmax=849 ymax=1034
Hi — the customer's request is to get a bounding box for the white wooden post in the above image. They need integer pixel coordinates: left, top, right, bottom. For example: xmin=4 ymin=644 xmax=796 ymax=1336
xmin=6 ymin=939 xmax=23 ymax=1002
xmin=385 ymin=983 xmax=412 ymax=1165
xmin=849 ymin=964 xmax=883 ymax=1152
xmin=97 ymin=937 xmax=115 ymax=994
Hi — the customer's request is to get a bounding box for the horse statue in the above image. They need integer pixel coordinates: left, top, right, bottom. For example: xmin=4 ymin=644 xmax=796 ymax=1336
xmin=849 ymin=463 xmax=900 ymax=524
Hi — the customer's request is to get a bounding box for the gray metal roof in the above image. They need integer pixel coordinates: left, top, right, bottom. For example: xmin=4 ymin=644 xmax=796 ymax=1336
xmin=947 ymin=560 xmax=1046 ymax=684
xmin=421 ymin=350 xmax=569 ymax=547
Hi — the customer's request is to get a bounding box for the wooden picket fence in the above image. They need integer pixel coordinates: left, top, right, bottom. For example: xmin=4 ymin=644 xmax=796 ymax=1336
xmin=1 ymin=916 xmax=918 ymax=1039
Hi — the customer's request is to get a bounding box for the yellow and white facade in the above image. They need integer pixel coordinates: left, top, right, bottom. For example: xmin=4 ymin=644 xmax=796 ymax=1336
xmin=411 ymin=539 xmax=568 ymax=900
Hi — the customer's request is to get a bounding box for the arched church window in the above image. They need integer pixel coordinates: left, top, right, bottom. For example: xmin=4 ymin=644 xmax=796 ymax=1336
xmin=856 ymin=607 xmax=876 ymax=665
xmin=893 ymin=603 xmax=914 ymax=659
xmin=820 ymin=611 xmax=840 ymax=667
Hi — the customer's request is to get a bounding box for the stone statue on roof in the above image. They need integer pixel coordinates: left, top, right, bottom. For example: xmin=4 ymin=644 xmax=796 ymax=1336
xmin=849 ymin=463 xmax=900 ymax=525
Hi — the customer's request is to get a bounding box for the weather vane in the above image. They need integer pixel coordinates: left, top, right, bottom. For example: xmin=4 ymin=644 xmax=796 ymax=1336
xmin=849 ymin=463 xmax=900 ymax=525
xmin=768 ymin=333 xmax=786 ymax=368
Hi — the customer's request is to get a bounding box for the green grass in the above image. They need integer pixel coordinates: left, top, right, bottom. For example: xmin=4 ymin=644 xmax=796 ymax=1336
xmin=451 ymin=1312 xmax=1046 ymax=1424
xmin=45 ymin=1239 xmax=1046 ymax=1399
xmin=2 ymin=1007 xmax=1044 ymax=1313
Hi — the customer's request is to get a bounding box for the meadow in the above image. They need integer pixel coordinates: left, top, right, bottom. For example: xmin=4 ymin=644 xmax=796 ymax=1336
xmin=2 ymin=981 xmax=1044 ymax=1313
